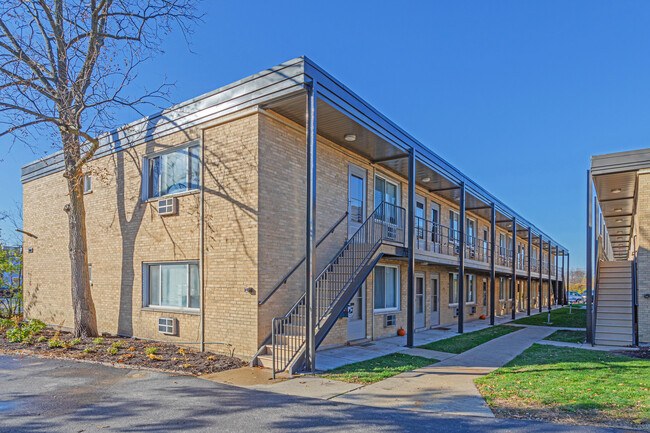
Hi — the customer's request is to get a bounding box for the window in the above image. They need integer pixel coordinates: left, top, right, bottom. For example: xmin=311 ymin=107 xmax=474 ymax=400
xmin=83 ymin=173 xmax=92 ymax=193
xmin=349 ymin=174 xmax=364 ymax=223
xmin=144 ymin=262 xmax=199 ymax=310
xmin=374 ymin=175 xmax=399 ymax=208
xmin=449 ymin=272 xmax=459 ymax=305
xmin=431 ymin=206 xmax=440 ymax=243
xmin=466 ymin=218 xmax=476 ymax=247
xmin=145 ymin=143 xmax=200 ymax=199
xmin=449 ymin=211 xmax=459 ymax=243
xmin=499 ymin=233 xmax=506 ymax=257
xmin=415 ymin=199 xmax=425 ymax=239
xmin=374 ymin=265 xmax=399 ymax=311
xmin=466 ymin=274 xmax=476 ymax=304
xmin=499 ymin=277 xmax=506 ymax=300
xmin=88 ymin=264 xmax=92 ymax=286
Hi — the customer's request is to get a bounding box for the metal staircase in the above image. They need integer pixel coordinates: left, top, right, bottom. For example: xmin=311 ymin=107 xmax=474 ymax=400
xmin=594 ymin=261 xmax=635 ymax=346
xmin=254 ymin=202 xmax=406 ymax=377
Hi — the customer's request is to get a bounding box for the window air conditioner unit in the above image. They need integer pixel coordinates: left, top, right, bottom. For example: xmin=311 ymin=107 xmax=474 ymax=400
xmin=469 ymin=306 xmax=476 ymax=315
xmin=384 ymin=314 xmax=396 ymax=328
xmin=158 ymin=317 xmax=177 ymax=335
xmin=158 ymin=197 xmax=177 ymax=216
xmin=453 ymin=307 xmax=459 ymax=317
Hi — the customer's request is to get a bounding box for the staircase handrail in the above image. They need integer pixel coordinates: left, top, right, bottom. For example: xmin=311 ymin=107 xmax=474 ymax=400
xmin=258 ymin=211 xmax=348 ymax=305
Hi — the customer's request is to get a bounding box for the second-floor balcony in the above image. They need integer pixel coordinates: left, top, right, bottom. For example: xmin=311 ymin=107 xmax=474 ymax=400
xmin=412 ymin=216 xmax=561 ymax=279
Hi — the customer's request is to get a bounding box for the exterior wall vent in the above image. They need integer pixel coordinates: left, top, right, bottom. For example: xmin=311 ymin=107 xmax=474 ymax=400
xmin=384 ymin=314 xmax=396 ymax=328
xmin=469 ymin=305 xmax=476 ymax=315
xmin=158 ymin=197 xmax=177 ymax=216
xmin=452 ymin=307 xmax=459 ymax=317
xmin=158 ymin=317 xmax=177 ymax=335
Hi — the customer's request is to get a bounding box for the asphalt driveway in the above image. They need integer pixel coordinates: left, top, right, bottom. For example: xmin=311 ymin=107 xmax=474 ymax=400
xmin=0 ymin=355 xmax=630 ymax=433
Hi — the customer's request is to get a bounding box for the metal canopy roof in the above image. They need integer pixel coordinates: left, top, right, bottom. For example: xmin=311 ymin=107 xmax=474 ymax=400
xmin=591 ymin=148 xmax=650 ymax=260
xmin=21 ymin=56 xmax=567 ymax=252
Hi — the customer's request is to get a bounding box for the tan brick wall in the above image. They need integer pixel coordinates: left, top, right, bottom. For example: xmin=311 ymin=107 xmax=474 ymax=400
xmin=635 ymin=173 xmax=650 ymax=344
xmin=23 ymin=115 xmax=261 ymax=358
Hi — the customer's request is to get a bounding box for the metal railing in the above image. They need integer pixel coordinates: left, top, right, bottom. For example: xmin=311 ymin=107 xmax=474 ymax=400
xmin=258 ymin=211 xmax=348 ymax=305
xmin=632 ymin=235 xmax=638 ymax=346
xmin=270 ymin=202 xmax=405 ymax=376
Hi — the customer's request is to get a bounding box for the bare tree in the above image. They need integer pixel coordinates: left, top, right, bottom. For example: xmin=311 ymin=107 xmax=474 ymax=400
xmin=0 ymin=0 xmax=200 ymax=336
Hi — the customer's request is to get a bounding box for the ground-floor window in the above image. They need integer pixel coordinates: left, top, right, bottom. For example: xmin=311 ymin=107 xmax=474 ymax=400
xmin=499 ymin=277 xmax=506 ymax=301
xmin=465 ymin=274 xmax=476 ymax=304
xmin=374 ymin=265 xmax=399 ymax=312
xmin=448 ymin=273 xmax=459 ymax=305
xmin=144 ymin=261 xmax=199 ymax=310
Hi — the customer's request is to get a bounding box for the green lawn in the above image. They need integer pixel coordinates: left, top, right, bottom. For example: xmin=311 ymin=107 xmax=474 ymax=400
xmin=320 ymin=353 xmax=436 ymax=384
xmin=418 ymin=325 xmax=523 ymax=354
xmin=544 ymin=330 xmax=586 ymax=344
xmin=511 ymin=306 xmax=586 ymax=328
xmin=475 ymin=344 xmax=650 ymax=428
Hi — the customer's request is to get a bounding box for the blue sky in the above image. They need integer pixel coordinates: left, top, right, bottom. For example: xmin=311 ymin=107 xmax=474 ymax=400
xmin=3 ymin=1 xmax=650 ymax=268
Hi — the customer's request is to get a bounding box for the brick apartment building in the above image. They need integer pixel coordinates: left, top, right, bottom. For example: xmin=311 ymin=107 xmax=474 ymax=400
xmin=588 ymin=149 xmax=649 ymax=346
xmin=21 ymin=57 xmax=568 ymax=374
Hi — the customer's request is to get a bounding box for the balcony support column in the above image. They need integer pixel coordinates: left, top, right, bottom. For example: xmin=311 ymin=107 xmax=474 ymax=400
xmin=304 ymin=80 xmax=317 ymax=373
xmin=527 ymin=230 xmax=532 ymax=316
xmin=406 ymin=148 xmax=415 ymax=347
xmin=458 ymin=182 xmax=466 ymax=334
xmin=555 ymin=247 xmax=559 ymax=306
xmin=566 ymin=252 xmax=570 ymax=305
xmin=511 ymin=217 xmax=517 ymax=319
xmin=489 ymin=203 xmax=496 ymax=326
xmin=547 ymin=239 xmax=553 ymax=311
xmin=586 ymin=169 xmax=594 ymax=344
xmin=539 ymin=235 xmax=543 ymax=313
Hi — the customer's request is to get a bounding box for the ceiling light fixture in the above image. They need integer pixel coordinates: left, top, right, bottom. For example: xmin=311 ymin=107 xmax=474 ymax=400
xmin=422 ymin=177 xmax=431 ymax=183
xmin=344 ymin=134 xmax=356 ymax=142
xmin=611 ymin=188 xmax=622 ymax=194
xmin=616 ymin=219 xmax=623 ymax=223
xmin=614 ymin=208 xmax=623 ymax=213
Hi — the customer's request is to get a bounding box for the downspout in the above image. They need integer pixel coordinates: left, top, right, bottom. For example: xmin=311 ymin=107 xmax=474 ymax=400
xmin=199 ymin=129 xmax=206 ymax=352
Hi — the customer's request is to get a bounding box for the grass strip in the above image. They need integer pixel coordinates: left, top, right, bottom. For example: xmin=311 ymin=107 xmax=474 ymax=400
xmin=320 ymin=352 xmax=435 ymax=384
xmin=511 ymin=306 xmax=586 ymax=328
xmin=544 ymin=330 xmax=586 ymax=344
xmin=475 ymin=344 xmax=649 ymax=427
xmin=418 ymin=325 xmax=523 ymax=354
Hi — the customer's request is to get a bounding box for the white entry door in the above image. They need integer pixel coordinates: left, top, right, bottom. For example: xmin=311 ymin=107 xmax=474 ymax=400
xmin=430 ymin=274 xmax=440 ymax=326
xmin=348 ymin=165 xmax=366 ymax=238
xmin=414 ymin=273 xmax=426 ymax=329
xmin=347 ymin=283 xmax=366 ymax=341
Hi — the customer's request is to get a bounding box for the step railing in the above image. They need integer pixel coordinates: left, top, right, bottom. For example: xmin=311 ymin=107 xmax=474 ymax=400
xmin=258 ymin=211 xmax=348 ymax=306
xmin=632 ymin=236 xmax=638 ymax=346
xmin=270 ymin=202 xmax=405 ymax=376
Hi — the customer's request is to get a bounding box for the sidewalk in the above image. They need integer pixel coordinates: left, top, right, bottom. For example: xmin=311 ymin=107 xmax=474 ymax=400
xmin=330 ymin=325 xmax=556 ymax=417
xmin=315 ymin=305 xmax=562 ymax=371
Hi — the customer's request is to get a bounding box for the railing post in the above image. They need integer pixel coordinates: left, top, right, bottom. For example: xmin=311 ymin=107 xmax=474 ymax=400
xmin=305 ymin=79 xmax=317 ymax=373
xmin=490 ymin=203 xmax=496 ymax=326
xmin=406 ymin=149 xmax=416 ymax=347
xmin=586 ymin=169 xmax=594 ymax=344
xmin=511 ymin=217 xmax=517 ymax=319
xmin=554 ymin=247 xmax=559 ymax=306
xmin=527 ymin=229 xmax=532 ymax=316
xmin=458 ymin=182 xmax=465 ymax=333
xmin=539 ymin=234 xmax=543 ymax=313
xmin=547 ymin=241 xmax=552 ymax=313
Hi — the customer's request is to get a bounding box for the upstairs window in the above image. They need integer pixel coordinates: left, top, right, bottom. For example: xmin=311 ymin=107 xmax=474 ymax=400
xmin=83 ymin=173 xmax=92 ymax=193
xmin=145 ymin=143 xmax=200 ymax=199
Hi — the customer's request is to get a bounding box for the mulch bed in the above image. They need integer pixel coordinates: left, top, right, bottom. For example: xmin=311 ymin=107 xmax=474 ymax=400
xmin=614 ymin=347 xmax=650 ymax=360
xmin=0 ymin=327 xmax=246 ymax=376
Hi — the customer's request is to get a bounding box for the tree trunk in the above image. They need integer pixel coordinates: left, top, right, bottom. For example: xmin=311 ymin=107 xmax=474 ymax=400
xmin=63 ymin=133 xmax=98 ymax=337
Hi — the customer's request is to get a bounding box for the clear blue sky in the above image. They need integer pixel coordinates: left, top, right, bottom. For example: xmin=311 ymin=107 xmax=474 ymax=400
xmin=3 ymin=1 xmax=650 ymax=268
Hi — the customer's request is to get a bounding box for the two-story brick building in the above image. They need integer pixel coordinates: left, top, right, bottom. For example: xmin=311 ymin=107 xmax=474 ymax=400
xmin=21 ymin=57 xmax=568 ymax=375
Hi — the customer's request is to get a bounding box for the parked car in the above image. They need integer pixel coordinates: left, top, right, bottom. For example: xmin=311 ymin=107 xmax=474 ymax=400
xmin=581 ymin=290 xmax=594 ymax=303
xmin=567 ymin=291 xmax=582 ymax=304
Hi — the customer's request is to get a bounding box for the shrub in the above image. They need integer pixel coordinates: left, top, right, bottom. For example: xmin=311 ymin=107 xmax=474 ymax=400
xmin=106 ymin=346 xmax=118 ymax=355
xmin=6 ymin=319 xmax=47 ymax=343
xmin=83 ymin=347 xmax=95 ymax=353
xmin=112 ymin=340 xmax=124 ymax=349
xmin=144 ymin=347 xmax=158 ymax=355
xmin=48 ymin=338 xmax=64 ymax=348
xmin=37 ymin=336 xmax=47 ymax=343
xmin=93 ymin=337 xmax=104 ymax=345
xmin=0 ymin=318 xmax=15 ymax=330
xmin=69 ymin=338 xmax=82 ymax=346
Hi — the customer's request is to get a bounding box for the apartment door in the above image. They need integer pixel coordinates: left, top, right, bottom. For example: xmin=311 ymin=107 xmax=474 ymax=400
xmin=430 ymin=274 xmax=440 ymax=326
xmin=347 ymin=283 xmax=366 ymax=341
xmin=415 ymin=195 xmax=426 ymax=249
xmin=466 ymin=218 xmax=476 ymax=258
xmin=414 ymin=273 xmax=426 ymax=329
xmin=430 ymin=202 xmax=440 ymax=252
xmin=482 ymin=278 xmax=488 ymax=315
xmin=348 ymin=165 xmax=366 ymax=238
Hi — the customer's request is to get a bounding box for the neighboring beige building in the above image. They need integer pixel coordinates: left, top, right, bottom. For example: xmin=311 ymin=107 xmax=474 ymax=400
xmin=21 ymin=57 xmax=567 ymax=373
xmin=590 ymin=149 xmax=650 ymax=346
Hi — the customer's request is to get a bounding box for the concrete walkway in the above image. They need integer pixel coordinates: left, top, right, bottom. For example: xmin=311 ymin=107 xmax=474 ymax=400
xmin=316 ymin=305 xmax=562 ymax=371
xmin=331 ymin=325 xmax=556 ymax=417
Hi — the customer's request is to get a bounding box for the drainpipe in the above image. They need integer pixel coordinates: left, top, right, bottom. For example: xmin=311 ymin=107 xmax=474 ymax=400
xmin=199 ymin=129 xmax=206 ymax=352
